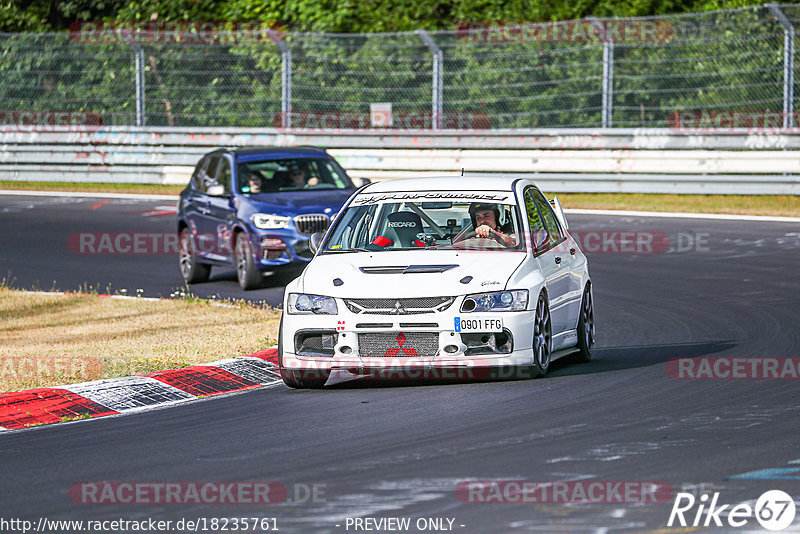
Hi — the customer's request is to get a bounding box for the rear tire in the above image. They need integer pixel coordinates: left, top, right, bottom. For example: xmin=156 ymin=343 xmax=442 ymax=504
xmin=179 ymin=228 xmax=211 ymax=283
xmin=575 ymin=283 xmax=595 ymax=363
xmin=235 ymin=232 xmax=262 ymax=290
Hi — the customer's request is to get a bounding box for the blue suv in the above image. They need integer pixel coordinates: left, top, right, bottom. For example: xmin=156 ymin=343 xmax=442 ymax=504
xmin=177 ymin=147 xmax=360 ymax=289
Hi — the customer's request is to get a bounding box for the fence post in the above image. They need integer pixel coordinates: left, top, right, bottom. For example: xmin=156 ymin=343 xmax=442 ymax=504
xmin=589 ymin=18 xmax=614 ymax=128
xmin=415 ymin=30 xmax=443 ymax=130
xmin=269 ymin=29 xmax=292 ymax=128
xmin=129 ymin=42 xmax=146 ymax=127
xmin=768 ymin=4 xmax=795 ymax=128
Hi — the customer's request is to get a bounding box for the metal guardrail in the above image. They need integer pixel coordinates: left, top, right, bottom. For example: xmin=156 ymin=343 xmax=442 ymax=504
xmin=0 ymin=128 xmax=798 ymax=194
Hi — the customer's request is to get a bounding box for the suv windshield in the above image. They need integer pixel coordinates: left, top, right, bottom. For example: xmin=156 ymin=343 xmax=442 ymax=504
xmin=238 ymin=158 xmax=352 ymax=193
xmin=323 ymin=196 xmax=522 ymax=253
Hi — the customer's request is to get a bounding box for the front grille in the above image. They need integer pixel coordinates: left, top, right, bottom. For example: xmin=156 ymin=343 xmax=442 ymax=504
xmin=344 ymin=297 xmax=455 ymax=315
xmin=358 ymin=332 xmax=439 ymax=358
xmin=294 ymin=214 xmax=330 ymax=236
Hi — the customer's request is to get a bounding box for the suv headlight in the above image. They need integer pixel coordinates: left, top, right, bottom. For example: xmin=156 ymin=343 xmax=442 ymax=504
xmin=287 ymin=293 xmax=338 ymax=315
xmin=252 ymin=214 xmax=290 ymax=230
xmin=460 ymin=290 xmax=528 ymax=313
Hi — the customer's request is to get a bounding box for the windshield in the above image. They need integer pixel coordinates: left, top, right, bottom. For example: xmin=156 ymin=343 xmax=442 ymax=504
xmin=237 ymin=157 xmax=353 ymax=193
xmin=322 ymin=195 xmax=522 ymax=253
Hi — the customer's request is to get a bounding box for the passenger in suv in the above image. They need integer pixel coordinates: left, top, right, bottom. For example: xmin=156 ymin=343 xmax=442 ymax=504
xmin=177 ymin=147 xmax=361 ymax=290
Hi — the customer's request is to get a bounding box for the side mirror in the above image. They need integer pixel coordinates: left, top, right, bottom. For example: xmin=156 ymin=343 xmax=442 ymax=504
xmin=352 ymin=177 xmax=371 ymax=187
xmin=549 ymin=196 xmax=569 ymax=231
xmin=533 ymin=229 xmax=550 ymax=252
xmin=309 ymin=232 xmax=325 ymax=254
xmin=206 ymin=184 xmax=226 ymax=197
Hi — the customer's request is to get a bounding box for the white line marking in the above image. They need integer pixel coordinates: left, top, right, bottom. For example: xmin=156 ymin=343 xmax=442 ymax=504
xmin=565 ymin=208 xmax=800 ymax=223
xmin=0 ymin=189 xmax=177 ymax=200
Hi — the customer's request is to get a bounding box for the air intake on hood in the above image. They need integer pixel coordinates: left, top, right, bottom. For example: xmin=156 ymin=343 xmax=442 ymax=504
xmin=359 ymin=264 xmax=459 ymax=274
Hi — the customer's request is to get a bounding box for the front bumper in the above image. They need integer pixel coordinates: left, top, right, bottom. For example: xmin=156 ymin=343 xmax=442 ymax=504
xmin=280 ymin=307 xmax=535 ymax=378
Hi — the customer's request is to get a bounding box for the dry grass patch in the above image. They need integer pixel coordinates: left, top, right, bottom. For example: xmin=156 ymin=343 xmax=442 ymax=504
xmin=0 ymin=288 xmax=280 ymax=392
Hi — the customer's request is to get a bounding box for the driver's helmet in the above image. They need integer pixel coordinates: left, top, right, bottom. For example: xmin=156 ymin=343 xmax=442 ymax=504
xmin=468 ymin=202 xmax=501 ymax=230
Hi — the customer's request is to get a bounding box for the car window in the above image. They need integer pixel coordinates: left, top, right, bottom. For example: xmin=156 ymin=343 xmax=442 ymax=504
xmin=190 ymin=158 xmax=207 ymax=191
xmin=217 ymin=158 xmax=232 ymax=194
xmin=523 ymin=188 xmax=547 ymax=250
xmin=323 ymin=198 xmax=521 ymax=252
xmin=532 ymin=189 xmax=564 ymax=245
xmin=236 ymin=157 xmax=353 ymax=193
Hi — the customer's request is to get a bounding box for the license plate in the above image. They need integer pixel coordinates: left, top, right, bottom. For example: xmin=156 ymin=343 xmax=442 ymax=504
xmin=454 ymin=317 xmax=504 ymax=333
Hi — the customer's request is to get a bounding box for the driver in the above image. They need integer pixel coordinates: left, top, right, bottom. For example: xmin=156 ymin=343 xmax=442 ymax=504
xmin=245 ymin=171 xmax=265 ymax=193
xmin=468 ymin=203 xmax=517 ymax=247
xmin=289 ymin=164 xmax=320 ymax=188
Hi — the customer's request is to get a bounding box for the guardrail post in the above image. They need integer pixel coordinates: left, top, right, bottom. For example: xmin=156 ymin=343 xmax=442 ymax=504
xmin=768 ymin=4 xmax=795 ymax=128
xmin=415 ymin=30 xmax=443 ymax=130
xmin=269 ymin=29 xmax=292 ymax=128
xmin=588 ymin=18 xmax=615 ymax=128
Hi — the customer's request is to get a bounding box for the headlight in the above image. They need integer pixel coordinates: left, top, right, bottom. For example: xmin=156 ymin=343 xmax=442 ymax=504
xmin=287 ymin=293 xmax=338 ymax=315
xmin=460 ymin=290 xmax=528 ymax=313
xmin=252 ymin=214 xmax=290 ymax=230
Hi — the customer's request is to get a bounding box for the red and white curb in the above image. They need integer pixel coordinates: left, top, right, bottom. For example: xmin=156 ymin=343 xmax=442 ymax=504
xmin=0 ymin=349 xmax=280 ymax=431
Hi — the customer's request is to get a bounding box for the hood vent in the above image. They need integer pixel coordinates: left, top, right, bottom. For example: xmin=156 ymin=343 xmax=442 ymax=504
xmin=359 ymin=264 xmax=459 ymax=275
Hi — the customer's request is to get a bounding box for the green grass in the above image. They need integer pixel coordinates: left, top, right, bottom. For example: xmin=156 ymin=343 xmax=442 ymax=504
xmin=554 ymin=193 xmax=800 ymax=218
xmin=0 ymin=180 xmax=183 ymax=196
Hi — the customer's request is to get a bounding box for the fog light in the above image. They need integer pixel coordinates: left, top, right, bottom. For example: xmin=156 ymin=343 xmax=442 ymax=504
xmin=444 ymin=345 xmax=459 ymax=354
xmin=339 ymin=346 xmax=352 ymax=355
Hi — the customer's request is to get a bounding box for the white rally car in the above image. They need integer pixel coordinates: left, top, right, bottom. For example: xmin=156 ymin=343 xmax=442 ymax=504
xmin=278 ymin=176 xmax=594 ymax=388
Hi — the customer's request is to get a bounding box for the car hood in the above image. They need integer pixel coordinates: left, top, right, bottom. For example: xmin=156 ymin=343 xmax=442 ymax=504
xmin=246 ymin=189 xmax=355 ymax=214
xmin=299 ymin=250 xmax=527 ymax=298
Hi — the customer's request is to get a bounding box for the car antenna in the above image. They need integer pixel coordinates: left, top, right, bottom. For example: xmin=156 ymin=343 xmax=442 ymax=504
xmin=461 ymin=168 xmax=464 ymax=176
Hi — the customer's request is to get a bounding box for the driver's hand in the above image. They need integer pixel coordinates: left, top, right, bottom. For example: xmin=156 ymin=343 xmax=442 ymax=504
xmin=475 ymin=224 xmax=492 ymax=238
xmin=307 ymin=176 xmax=320 ymax=186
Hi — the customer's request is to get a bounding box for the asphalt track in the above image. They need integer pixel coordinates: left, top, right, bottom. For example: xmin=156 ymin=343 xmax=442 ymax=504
xmin=1 ymin=193 xmax=800 ymax=532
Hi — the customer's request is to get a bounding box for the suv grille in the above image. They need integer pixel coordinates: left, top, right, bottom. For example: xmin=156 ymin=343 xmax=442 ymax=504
xmin=359 ymin=332 xmax=439 ymax=358
xmin=344 ymin=297 xmax=455 ymax=315
xmin=294 ymin=214 xmax=330 ymax=236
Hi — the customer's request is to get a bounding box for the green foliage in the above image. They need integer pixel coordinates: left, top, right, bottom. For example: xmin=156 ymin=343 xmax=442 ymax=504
xmin=0 ymin=1 xmax=793 ymax=129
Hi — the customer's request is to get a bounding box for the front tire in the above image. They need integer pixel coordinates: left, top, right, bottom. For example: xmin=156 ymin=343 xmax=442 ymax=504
xmin=235 ymin=232 xmax=262 ymax=290
xmin=575 ymin=283 xmax=595 ymax=363
xmin=525 ymin=291 xmax=552 ymax=379
xmin=179 ymin=228 xmax=211 ymax=283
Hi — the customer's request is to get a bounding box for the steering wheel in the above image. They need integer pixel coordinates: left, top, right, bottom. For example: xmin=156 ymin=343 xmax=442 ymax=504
xmin=451 ymin=228 xmax=506 ymax=247
xmin=451 ymin=230 xmax=506 ymax=250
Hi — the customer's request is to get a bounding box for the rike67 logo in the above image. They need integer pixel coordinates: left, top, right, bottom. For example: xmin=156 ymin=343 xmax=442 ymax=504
xmin=668 ymin=490 xmax=796 ymax=530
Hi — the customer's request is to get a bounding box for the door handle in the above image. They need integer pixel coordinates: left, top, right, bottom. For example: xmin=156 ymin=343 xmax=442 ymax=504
xmin=570 ymin=247 xmax=576 ymax=255
xmin=554 ymin=256 xmax=562 ymax=264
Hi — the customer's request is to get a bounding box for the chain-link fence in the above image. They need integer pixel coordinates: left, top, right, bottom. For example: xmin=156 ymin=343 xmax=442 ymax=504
xmin=0 ymin=4 xmax=798 ymax=130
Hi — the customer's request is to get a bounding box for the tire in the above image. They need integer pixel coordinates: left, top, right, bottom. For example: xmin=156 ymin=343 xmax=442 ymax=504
xmin=575 ymin=283 xmax=595 ymax=363
xmin=234 ymin=232 xmax=262 ymax=290
xmin=528 ymin=291 xmax=552 ymax=378
xmin=178 ymin=228 xmax=211 ymax=284
xmin=278 ymin=316 xmax=330 ymax=389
